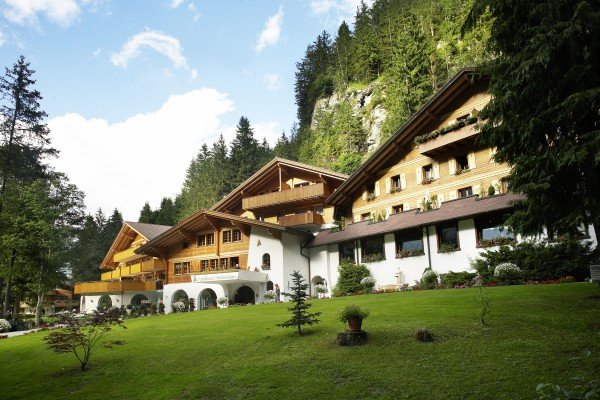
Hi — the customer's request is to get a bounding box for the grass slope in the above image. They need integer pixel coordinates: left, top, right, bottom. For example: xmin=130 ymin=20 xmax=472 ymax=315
xmin=1 ymin=283 xmax=599 ymax=399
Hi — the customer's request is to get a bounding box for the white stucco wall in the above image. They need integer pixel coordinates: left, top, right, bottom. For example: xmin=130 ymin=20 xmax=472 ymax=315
xmin=79 ymin=290 xmax=160 ymax=313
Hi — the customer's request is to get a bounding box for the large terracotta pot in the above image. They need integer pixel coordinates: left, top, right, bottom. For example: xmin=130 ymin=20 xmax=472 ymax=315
xmin=348 ymin=317 xmax=363 ymax=332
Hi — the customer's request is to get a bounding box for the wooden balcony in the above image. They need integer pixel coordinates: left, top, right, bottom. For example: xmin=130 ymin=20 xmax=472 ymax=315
xmin=113 ymin=246 xmax=142 ymax=263
xmin=418 ymin=124 xmax=479 ymax=157
xmin=242 ymin=182 xmax=329 ymax=210
xmin=129 ymin=259 xmax=167 ymax=275
xmin=278 ymin=211 xmax=325 ymax=227
xmin=74 ymin=280 xmax=157 ymax=295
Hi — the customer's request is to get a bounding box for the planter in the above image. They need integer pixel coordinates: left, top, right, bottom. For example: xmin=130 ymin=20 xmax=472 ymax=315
xmin=347 ymin=317 xmax=363 ymax=332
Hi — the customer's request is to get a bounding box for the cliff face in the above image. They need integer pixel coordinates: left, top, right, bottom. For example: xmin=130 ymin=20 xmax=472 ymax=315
xmin=311 ymin=81 xmax=388 ymax=152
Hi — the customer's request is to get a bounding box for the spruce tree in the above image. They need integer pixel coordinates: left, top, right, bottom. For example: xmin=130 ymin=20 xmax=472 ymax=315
xmin=155 ymin=197 xmax=176 ymax=226
xmin=464 ymin=0 xmax=600 ymax=237
xmin=138 ymin=202 xmax=155 ymax=224
xmin=229 ymin=116 xmax=262 ymax=188
xmin=277 ymin=270 xmax=321 ymax=335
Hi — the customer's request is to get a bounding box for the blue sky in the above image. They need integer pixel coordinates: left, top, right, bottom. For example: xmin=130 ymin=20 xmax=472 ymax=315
xmin=0 ymin=0 xmax=365 ymax=220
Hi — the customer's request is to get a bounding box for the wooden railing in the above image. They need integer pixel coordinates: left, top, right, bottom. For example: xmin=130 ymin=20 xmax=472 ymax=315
xmin=278 ymin=212 xmax=325 ymax=227
xmin=418 ymin=124 xmax=479 ymax=156
xmin=102 ymin=259 xmax=167 ymax=281
xmin=242 ymin=182 xmax=329 ymax=210
xmin=74 ymin=280 xmax=157 ymax=294
xmin=113 ymin=246 xmax=140 ymax=263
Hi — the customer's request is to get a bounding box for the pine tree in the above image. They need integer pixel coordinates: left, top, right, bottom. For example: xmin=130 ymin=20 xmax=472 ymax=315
xmin=0 ymin=56 xmax=56 ymax=213
xmin=155 ymin=197 xmax=176 ymax=226
xmin=277 ymin=271 xmax=321 ymax=335
xmin=333 ymin=21 xmax=353 ymax=88
xmin=138 ymin=202 xmax=155 ymax=224
xmin=229 ymin=116 xmax=262 ymax=188
xmin=464 ymin=0 xmax=600 ymax=237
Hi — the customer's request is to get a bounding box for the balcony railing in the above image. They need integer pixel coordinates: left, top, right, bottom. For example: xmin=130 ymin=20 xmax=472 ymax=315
xmin=278 ymin=211 xmax=325 ymax=227
xmin=102 ymin=259 xmax=167 ymax=281
xmin=242 ymin=182 xmax=329 ymax=210
xmin=113 ymin=246 xmax=142 ymax=263
xmin=74 ymin=280 xmax=158 ymax=294
xmin=418 ymin=123 xmax=479 ymax=157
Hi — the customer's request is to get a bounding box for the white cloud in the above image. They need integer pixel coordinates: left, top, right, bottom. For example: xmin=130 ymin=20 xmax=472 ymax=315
xmin=110 ymin=29 xmax=197 ymax=79
xmin=48 ymin=89 xmax=235 ymax=220
xmin=220 ymin=120 xmax=281 ymax=148
xmin=254 ymin=5 xmax=283 ymax=53
xmin=1 ymin=0 xmax=81 ymax=27
xmin=188 ymin=2 xmax=201 ymax=21
xmin=310 ymin=0 xmax=374 ymax=23
xmin=0 ymin=30 xmax=5 ymax=46
xmin=169 ymin=0 xmax=184 ymax=8
xmin=262 ymin=74 xmax=282 ymax=92
xmin=92 ymin=47 xmax=101 ymax=57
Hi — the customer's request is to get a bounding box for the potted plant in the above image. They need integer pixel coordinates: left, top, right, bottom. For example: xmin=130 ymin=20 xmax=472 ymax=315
xmin=338 ymin=305 xmax=370 ymax=332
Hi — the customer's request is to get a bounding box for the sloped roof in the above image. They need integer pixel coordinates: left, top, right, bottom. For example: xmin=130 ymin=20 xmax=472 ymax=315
xmin=137 ymin=210 xmax=306 ymax=256
xmin=100 ymin=222 xmax=173 ymax=269
xmin=210 ymin=157 xmax=348 ymax=212
xmin=327 ymin=67 xmax=489 ymax=208
xmin=125 ymin=221 xmax=172 ymax=241
xmin=307 ymin=192 xmax=523 ymax=248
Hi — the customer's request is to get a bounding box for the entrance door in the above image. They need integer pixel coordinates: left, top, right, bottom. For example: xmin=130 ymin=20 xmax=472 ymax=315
xmin=199 ymin=289 xmax=217 ymax=309
xmin=233 ymin=286 xmax=255 ymax=305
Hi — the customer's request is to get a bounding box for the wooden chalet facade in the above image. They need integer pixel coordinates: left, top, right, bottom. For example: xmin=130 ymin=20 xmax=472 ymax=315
xmin=75 ymin=68 xmax=597 ymax=313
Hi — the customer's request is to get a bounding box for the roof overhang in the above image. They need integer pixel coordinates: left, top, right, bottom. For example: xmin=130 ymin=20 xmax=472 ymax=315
xmin=326 ymin=68 xmax=489 ymax=208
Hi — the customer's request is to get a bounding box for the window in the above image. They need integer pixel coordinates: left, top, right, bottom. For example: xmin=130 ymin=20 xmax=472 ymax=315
xmin=220 ymin=258 xmax=229 ymax=269
xmin=197 ymin=233 xmax=214 ymax=247
xmin=361 ymin=212 xmax=370 ymax=222
xmin=266 ymin=281 xmax=274 ymax=291
xmin=232 ymin=229 xmax=242 ymax=242
xmin=210 ymin=259 xmax=218 ymax=270
xmin=174 ymin=262 xmax=190 ymax=275
xmin=476 ymin=214 xmax=514 ymax=247
xmin=456 ymin=154 xmax=470 ymax=171
xmin=222 ymin=230 xmax=232 ymax=243
xmin=395 ymin=229 xmax=424 ymax=257
xmin=366 ymin=182 xmax=375 ymax=196
xmin=262 ymin=253 xmax=271 ymax=269
xmin=361 ymin=235 xmax=385 ymax=262
xmin=392 ymin=204 xmax=404 ymax=214
xmin=422 ymin=164 xmax=433 ymax=184
xmin=437 ymin=223 xmax=459 ymax=252
xmin=501 ymin=177 xmax=510 ymax=193
xmin=391 ymin=175 xmax=401 ymax=191
xmin=338 ymin=241 xmax=356 ymax=263
xmin=458 ymin=186 xmax=473 ymax=198
xmin=201 ymin=260 xmax=209 ymax=271
xmin=230 ymin=257 xmax=239 ymax=269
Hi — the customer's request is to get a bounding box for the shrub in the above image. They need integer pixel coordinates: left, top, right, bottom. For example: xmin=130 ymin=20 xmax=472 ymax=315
xmin=441 ymin=271 xmax=478 ymax=288
xmin=397 ymin=249 xmax=425 ymax=258
xmin=0 ymin=319 xmax=10 ymax=333
xmin=362 ymin=253 xmax=385 ymax=263
xmin=360 ymin=277 xmax=376 ymax=292
xmin=172 ymin=301 xmax=186 ymax=313
xmin=263 ymin=290 xmax=276 ymax=302
xmin=420 ymin=269 xmax=439 ymax=289
xmin=338 ymin=305 xmax=370 ymax=323
xmin=314 ymin=284 xmax=328 ymax=294
xmin=158 ymin=302 xmax=165 ymax=314
xmin=334 ymin=261 xmax=372 ymax=296
xmin=472 ymin=240 xmax=594 ymax=282
xmin=494 ymin=262 xmax=521 ymax=283
xmin=217 ymin=297 xmax=228 ymax=306
xmin=188 ymin=298 xmax=195 ymax=312
xmin=438 ymin=243 xmax=459 ymax=253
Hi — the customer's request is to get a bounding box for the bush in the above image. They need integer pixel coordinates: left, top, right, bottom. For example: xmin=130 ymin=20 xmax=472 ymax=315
xmin=420 ymin=269 xmax=439 ymax=289
xmin=360 ymin=276 xmax=376 ymax=292
xmin=334 ymin=261 xmax=373 ymax=296
xmin=172 ymin=301 xmax=186 ymax=313
xmin=263 ymin=290 xmax=276 ymax=302
xmin=0 ymin=318 xmax=10 ymax=333
xmin=441 ymin=271 xmax=478 ymax=288
xmin=158 ymin=302 xmax=165 ymax=314
xmin=314 ymin=284 xmax=328 ymax=294
xmin=338 ymin=305 xmax=370 ymax=323
xmin=472 ymin=240 xmax=594 ymax=282
xmin=494 ymin=262 xmax=522 ymax=284
xmin=217 ymin=297 xmax=228 ymax=306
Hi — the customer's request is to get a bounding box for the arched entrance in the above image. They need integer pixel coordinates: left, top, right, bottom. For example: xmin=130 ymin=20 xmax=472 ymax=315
xmin=233 ymin=285 xmax=255 ymax=305
xmin=130 ymin=294 xmax=148 ymax=306
xmin=198 ymin=289 xmax=217 ymax=310
xmin=98 ymin=295 xmax=112 ymax=310
xmin=171 ymin=290 xmax=189 ymax=311
xmin=312 ymin=276 xmax=328 ymax=297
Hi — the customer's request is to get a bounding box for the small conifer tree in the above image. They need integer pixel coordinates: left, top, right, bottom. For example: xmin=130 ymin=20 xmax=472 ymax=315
xmin=277 ymin=270 xmax=321 ymax=335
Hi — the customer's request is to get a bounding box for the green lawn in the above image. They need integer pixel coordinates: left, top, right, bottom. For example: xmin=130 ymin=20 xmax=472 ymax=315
xmin=1 ymin=283 xmax=599 ymax=399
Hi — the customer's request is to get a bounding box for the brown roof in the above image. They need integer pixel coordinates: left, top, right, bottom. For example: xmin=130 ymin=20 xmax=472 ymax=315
xmin=126 ymin=221 xmax=172 ymax=240
xmin=210 ymin=157 xmax=349 ymax=212
xmin=327 ymin=67 xmax=488 ymax=208
xmin=100 ymin=222 xmax=173 ymax=269
xmin=137 ymin=210 xmax=306 ymax=255
xmin=307 ymin=192 xmax=523 ymax=248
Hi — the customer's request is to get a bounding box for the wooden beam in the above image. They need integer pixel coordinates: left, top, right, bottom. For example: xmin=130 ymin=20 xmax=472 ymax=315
xmin=230 ymin=220 xmax=250 ymax=237
xmin=179 ymin=229 xmax=196 ymax=243
xmin=267 ymin=228 xmax=281 ymax=240
xmin=205 ymin=216 xmax=220 ymax=230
